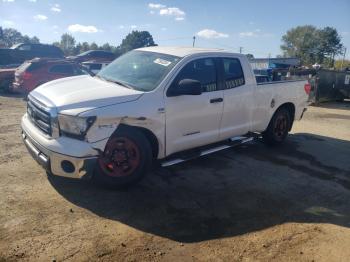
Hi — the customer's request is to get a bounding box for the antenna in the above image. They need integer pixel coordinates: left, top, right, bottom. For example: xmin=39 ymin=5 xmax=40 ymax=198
xmin=192 ymin=36 xmax=196 ymax=47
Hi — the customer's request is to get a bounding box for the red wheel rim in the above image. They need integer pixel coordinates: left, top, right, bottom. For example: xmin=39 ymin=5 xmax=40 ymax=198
xmin=273 ymin=114 xmax=288 ymax=140
xmin=98 ymin=137 xmax=141 ymax=177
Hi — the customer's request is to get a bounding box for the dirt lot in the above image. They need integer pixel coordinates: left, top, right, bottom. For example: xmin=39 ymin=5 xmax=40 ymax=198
xmin=0 ymin=95 xmax=350 ymax=262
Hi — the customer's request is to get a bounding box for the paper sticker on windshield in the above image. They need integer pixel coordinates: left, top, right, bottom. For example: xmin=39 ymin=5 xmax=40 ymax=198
xmin=154 ymin=58 xmax=171 ymax=67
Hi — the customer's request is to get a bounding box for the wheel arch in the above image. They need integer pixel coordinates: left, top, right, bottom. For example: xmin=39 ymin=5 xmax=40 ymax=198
xmin=114 ymin=124 xmax=159 ymax=160
xmin=272 ymin=102 xmax=295 ymax=131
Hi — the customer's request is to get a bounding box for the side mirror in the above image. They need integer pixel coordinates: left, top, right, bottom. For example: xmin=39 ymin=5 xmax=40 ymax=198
xmin=168 ymin=79 xmax=202 ymax=97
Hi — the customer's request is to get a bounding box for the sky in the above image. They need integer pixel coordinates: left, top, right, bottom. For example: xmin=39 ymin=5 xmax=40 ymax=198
xmin=1 ymin=0 xmax=349 ymax=58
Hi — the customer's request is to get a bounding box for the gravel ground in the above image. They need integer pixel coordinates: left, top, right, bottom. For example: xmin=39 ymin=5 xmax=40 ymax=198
xmin=0 ymin=95 xmax=349 ymax=262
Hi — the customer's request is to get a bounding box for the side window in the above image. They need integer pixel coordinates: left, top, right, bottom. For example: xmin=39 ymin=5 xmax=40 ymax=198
xmin=50 ymin=64 xmax=74 ymax=74
xmin=18 ymin=45 xmax=31 ymax=51
xmin=222 ymin=58 xmax=245 ymax=89
xmin=174 ymin=58 xmax=217 ymax=92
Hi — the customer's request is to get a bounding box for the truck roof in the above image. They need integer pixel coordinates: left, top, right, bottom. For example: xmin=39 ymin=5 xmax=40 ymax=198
xmin=137 ymin=46 xmax=239 ymax=58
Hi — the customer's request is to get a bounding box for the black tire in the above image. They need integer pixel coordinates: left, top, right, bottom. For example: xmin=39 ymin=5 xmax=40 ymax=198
xmin=93 ymin=126 xmax=153 ymax=189
xmin=262 ymin=108 xmax=291 ymax=146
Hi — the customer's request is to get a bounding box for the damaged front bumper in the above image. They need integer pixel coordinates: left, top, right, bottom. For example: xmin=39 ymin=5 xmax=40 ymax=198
xmin=21 ymin=114 xmax=100 ymax=179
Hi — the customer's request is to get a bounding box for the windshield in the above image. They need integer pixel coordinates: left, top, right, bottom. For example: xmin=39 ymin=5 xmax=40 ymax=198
xmin=97 ymin=50 xmax=180 ymax=91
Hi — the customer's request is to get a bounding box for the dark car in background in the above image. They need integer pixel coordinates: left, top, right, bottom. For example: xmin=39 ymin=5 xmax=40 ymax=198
xmin=67 ymin=50 xmax=116 ymax=63
xmin=0 ymin=43 xmax=64 ymax=67
xmin=11 ymin=58 xmax=91 ymax=94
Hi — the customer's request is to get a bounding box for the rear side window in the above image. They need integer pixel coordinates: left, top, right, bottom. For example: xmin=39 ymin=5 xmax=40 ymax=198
xmin=49 ymin=64 xmax=74 ymax=74
xmin=174 ymin=58 xmax=217 ymax=92
xmin=222 ymin=58 xmax=245 ymax=89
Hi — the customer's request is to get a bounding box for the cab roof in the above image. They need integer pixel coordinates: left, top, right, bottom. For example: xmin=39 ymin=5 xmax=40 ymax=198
xmin=137 ymin=46 xmax=239 ymax=58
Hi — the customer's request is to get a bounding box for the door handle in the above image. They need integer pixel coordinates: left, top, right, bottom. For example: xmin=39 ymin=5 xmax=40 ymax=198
xmin=210 ymin=98 xmax=223 ymax=103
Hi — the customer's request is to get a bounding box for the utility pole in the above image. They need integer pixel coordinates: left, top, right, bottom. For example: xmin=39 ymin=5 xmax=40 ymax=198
xmin=239 ymin=47 xmax=243 ymax=54
xmin=192 ymin=36 xmax=196 ymax=47
xmin=341 ymin=47 xmax=347 ymax=70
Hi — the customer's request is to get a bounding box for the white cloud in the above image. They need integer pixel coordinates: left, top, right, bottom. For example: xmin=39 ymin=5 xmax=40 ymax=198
xmin=33 ymin=14 xmax=48 ymax=21
xmin=51 ymin=4 xmax=61 ymax=12
xmin=28 ymin=0 xmax=36 ymax=2
xmin=197 ymin=29 xmax=229 ymax=39
xmin=68 ymin=24 xmax=99 ymax=33
xmin=119 ymin=25 xmax=125 ymax=29
xmin=159 ymin=7 xmax=185 ymax=17
xmin=148 ymin=3 xmax=186 ymax=21
xmin=2 ymin=0 xmax=15 ymax=2
xmin=130 ymin=25 xmax=137 ymax=29
xmin=148 ymin=3 xmax=165 ymax=9
xmin=2 ymin=20 xmax=15 ymax=26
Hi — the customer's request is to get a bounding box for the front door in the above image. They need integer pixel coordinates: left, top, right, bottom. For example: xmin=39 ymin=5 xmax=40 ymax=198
xmin=165 ymin=57 xmax=224 ymax=156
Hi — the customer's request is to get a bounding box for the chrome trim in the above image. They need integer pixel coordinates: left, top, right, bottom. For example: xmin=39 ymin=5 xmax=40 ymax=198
xmin=27 ymin=94 xmax=60 ymax=138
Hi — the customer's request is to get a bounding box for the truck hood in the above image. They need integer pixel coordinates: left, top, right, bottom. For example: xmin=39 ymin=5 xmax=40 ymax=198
xmin=30 ymin=75 xmax=144 ymax=115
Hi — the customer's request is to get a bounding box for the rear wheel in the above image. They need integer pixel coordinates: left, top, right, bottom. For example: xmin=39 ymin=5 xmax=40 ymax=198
xmin=93 ymin=127 xmax=152 ymax=188
xmin=262 ymin=108 xmax=291 ymax=145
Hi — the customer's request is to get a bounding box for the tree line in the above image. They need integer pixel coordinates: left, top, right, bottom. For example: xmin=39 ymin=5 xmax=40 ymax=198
xmin=0 ymin=27 xmax=156 ymax=57
xmin=0 ymin=25 xmax=346 ymax=68
xmin=52 ymin=31 xmax=156 ymax=56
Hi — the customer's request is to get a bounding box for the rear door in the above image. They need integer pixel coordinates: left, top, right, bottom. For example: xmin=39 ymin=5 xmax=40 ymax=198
xmin=165 ymin=57 xmax=224 ymax=155
xmin=218 ymin=57 xmax=255 ymax=139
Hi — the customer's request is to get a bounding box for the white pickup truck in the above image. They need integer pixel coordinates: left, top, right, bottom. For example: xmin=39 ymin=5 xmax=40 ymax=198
xmin=21 ymin=46 xmax=310 ymax=187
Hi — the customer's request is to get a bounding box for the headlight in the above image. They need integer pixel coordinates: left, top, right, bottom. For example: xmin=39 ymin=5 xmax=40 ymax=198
xmin=58 ymin=114 xmax=96 ymax=139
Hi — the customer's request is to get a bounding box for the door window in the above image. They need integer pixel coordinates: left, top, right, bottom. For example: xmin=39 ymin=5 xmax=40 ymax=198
xmin=222 ymin=58 xmax=245 ymax=89
xmin=49 ymin=64 xmax=74 ymax=74
xmin=173 ymin=58 xmax=217 ymax=92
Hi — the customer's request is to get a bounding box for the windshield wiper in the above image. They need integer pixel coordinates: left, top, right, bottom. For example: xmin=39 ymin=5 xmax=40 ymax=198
xmin=109 ymin=79 xmax=135 ymax=90
xmin=95 ymin=75 xmax=135 ymax=90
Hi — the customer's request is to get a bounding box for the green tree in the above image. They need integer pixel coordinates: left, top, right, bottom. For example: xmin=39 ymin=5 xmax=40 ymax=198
xmin=317 ymin=27 xmax=343 ymax=67
xmin=117 ymin=30 xmax=156 ymax=55
xmin=281 ymin=25 xmax=319 ymax=65
xmin=81 ymin=42 xmax=90 ymax=52
xmin=281 ymin=25 xmax=343 ymax=67
xmin=89 ymin=42 xmax=98 ymax=50
xmin=58 ymin=33 xmax=76 ymax=55
xmin=0 ymin=28 xmax=40 ymax=47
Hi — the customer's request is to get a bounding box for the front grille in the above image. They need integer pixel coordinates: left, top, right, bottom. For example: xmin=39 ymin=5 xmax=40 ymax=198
xmin=27 ymin=98 xmax=52 ymax=136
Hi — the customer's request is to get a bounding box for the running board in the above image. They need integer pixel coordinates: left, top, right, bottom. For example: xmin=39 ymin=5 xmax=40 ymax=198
xmin=161 ymin=136 xmax=254 ymax=167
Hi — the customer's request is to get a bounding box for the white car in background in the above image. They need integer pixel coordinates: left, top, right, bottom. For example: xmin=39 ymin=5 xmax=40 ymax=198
xmin=21 ymin=46 xmax=310 ymax=188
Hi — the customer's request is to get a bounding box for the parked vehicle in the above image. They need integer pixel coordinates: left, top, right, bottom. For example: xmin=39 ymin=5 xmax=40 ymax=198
xmin=21 ymin=47 xmax=310 ymax=188
xmin=82 ymin=61 xmax=110 ymax=74
xmin=0 ymin=43 xmax=64 ymax=66
xmin=310 ymin=69 xmax=350 ymax=103
xmin=255 ymin=75 xmax=270 ymax=83
xmin=11 ymin=58 xmax=91 ymax=94
xmin=0 ymin=68 xmax=16 ymax=92
xmin=67 ymin=50 xmax=116 ymax=63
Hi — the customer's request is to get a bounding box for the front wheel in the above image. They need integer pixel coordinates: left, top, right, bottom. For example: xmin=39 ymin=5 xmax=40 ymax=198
xmin=262 ymin=108 xmax=291 ymax=145
xmin=93 ymin=127 xmax=152 ymax=189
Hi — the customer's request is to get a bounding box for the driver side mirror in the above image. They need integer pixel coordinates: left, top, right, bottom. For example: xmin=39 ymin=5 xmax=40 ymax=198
xmin=168 ymin=79 xmax=202 ymax=97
